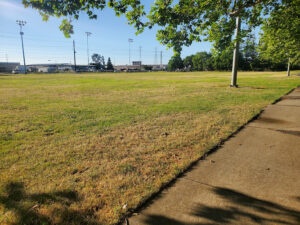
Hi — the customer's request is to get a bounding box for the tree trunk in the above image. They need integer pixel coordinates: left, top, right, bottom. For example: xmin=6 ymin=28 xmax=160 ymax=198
xmin=231 ymin=15 xmax=241 ymax=87
xmin=287 ymin=57 xmax=290 ymax=77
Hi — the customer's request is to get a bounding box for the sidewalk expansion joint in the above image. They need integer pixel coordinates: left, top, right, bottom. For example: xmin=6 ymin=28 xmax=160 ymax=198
xmin=182 ymin=177 xmax=215 ymax=188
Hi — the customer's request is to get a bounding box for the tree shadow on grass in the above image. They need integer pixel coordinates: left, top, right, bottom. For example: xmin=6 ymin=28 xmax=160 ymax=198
xmin=138 ymin=187 xmax=300 ymax=225
xmin=237 ymin=86 xmax=266 ymax=90
xmin=0 ymin=74 xmax=14 ymax=77
xmin=0 ymin=182 xmax=98 ymax=225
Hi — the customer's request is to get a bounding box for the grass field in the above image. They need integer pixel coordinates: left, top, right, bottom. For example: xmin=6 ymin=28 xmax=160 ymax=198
xmin=0 ymin=71 xmax=299 ymax=225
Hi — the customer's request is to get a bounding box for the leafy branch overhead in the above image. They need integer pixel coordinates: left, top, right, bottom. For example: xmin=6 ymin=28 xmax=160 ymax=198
xmin=22 ymin=0 xmax=146 ymax=38
xmin=22 ymin=0 xmax=299 ymax=58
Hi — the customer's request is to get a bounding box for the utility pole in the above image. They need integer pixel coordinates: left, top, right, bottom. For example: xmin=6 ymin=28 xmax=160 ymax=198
xmin=85 ymin=32 xmax=92 ymax=67
xmin=73 ymin=40 xmax=77 ymax=72
xmin=128 ymin=38 xmax=133 ymax=65
xmin=16 ymin=20 xmax=27 ymax=74
xmin=160 ymin=51 xmax=163 ymax=68
xmin=231 ymin=1 xmax=241 ymax=87
xmin=139 ymin=46 xmax=142 ymax=62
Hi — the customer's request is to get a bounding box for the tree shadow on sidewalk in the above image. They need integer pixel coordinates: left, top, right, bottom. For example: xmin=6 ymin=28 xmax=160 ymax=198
xmin=140 ymin=186 xmax=300 ymax=225
xmin=0 ymin=182 xmax=98 ymax=225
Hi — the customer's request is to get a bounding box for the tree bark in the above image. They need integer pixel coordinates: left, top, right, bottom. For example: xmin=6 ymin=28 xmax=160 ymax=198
xmin=287 ymin=57 xmax=290 ymax=77
xmin=231 ymin=15 xmax=241 ymax=87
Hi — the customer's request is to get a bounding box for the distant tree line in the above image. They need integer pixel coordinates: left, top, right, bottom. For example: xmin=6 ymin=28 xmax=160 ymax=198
xmin=168 ymin=34 xmax=300 ymax=72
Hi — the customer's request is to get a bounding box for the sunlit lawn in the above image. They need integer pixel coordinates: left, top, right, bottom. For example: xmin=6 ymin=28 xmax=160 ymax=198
xmin=0 ymin=71 xmax=299 ymax=224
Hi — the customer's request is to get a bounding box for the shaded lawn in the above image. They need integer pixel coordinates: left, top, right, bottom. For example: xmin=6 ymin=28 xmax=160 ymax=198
xmin=0 ymin=71 xmax=299 ymax=224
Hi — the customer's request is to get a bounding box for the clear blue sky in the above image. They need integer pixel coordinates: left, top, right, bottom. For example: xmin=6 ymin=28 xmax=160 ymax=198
xmin=0 ymin=0 xmax=212 ymax=65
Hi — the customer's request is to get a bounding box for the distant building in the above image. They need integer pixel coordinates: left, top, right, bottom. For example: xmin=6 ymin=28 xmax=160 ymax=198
xmin=58 ymin=65 xmax=73 ymax=72
xmin=37 ymin=66 xmax=57 ymax=73
xmin=114 ymin=63 xmax=167 ymax=72
xmin=29 ymin=63 xmax=74 ymax=73
xmin=152 ymin=64 xmax=168 ymax=71
xmin=0 ymin=62 xmax=20 ymax=73
xmin=75 ymin=65 xmax=96 ymax=72
xmin=25 ymin=64 xmax=97 ymax=73
xmin=132 ymin=61 xmax=142 ymax=66
xmin=114 ymin=65 xmax=141 ymax=71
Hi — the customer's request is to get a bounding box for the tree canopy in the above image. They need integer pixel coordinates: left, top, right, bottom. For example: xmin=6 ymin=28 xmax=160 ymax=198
xmin=258 ymin=0 xmax=300 ymax=74
xmin=22 ymin=0 xmax=299 ymax=54
xmin=22 ymin=1 xmax=285 ymax=45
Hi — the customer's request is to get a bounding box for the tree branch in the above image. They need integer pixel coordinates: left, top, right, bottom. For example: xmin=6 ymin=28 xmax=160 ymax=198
xmin=230 ymin=0 xmax=266 ymax=17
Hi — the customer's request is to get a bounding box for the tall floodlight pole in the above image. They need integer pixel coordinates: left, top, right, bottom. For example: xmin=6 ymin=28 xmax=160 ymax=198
xmin=85 ymin=32 xmax=92 ymax=66
xmin=16 ymin=20 xmax=27 ymax=74
xmin=128 ymin=38 xmax=133 ymax=65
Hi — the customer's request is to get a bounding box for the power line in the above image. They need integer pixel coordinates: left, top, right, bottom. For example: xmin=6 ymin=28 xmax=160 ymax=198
xmin=0 ymin=31 xmax=173 ymax=65
xmin=0 ymin=32 xmax=75 ymax=43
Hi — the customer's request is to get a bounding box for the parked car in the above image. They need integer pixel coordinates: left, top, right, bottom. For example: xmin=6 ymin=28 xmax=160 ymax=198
xmin=12 ymin=66 xmax=30 ymax=74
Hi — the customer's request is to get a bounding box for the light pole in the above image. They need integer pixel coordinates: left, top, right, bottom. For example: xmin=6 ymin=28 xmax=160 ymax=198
xmin=16 ymin=20 xmax=27 ymax=74
xmin=128 ymin=38 xmax=133 ymax=65
xmin=85 ymin=32 xmax=92 ymax=67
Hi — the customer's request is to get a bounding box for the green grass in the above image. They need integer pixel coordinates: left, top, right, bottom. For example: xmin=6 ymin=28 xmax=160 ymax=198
xmin=0 ymin=71 xmax=299 ymax=224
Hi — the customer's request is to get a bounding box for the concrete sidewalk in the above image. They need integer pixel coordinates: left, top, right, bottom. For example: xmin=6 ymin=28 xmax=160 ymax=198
xmin=129 ymin=87 xmax=300 ymax=225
